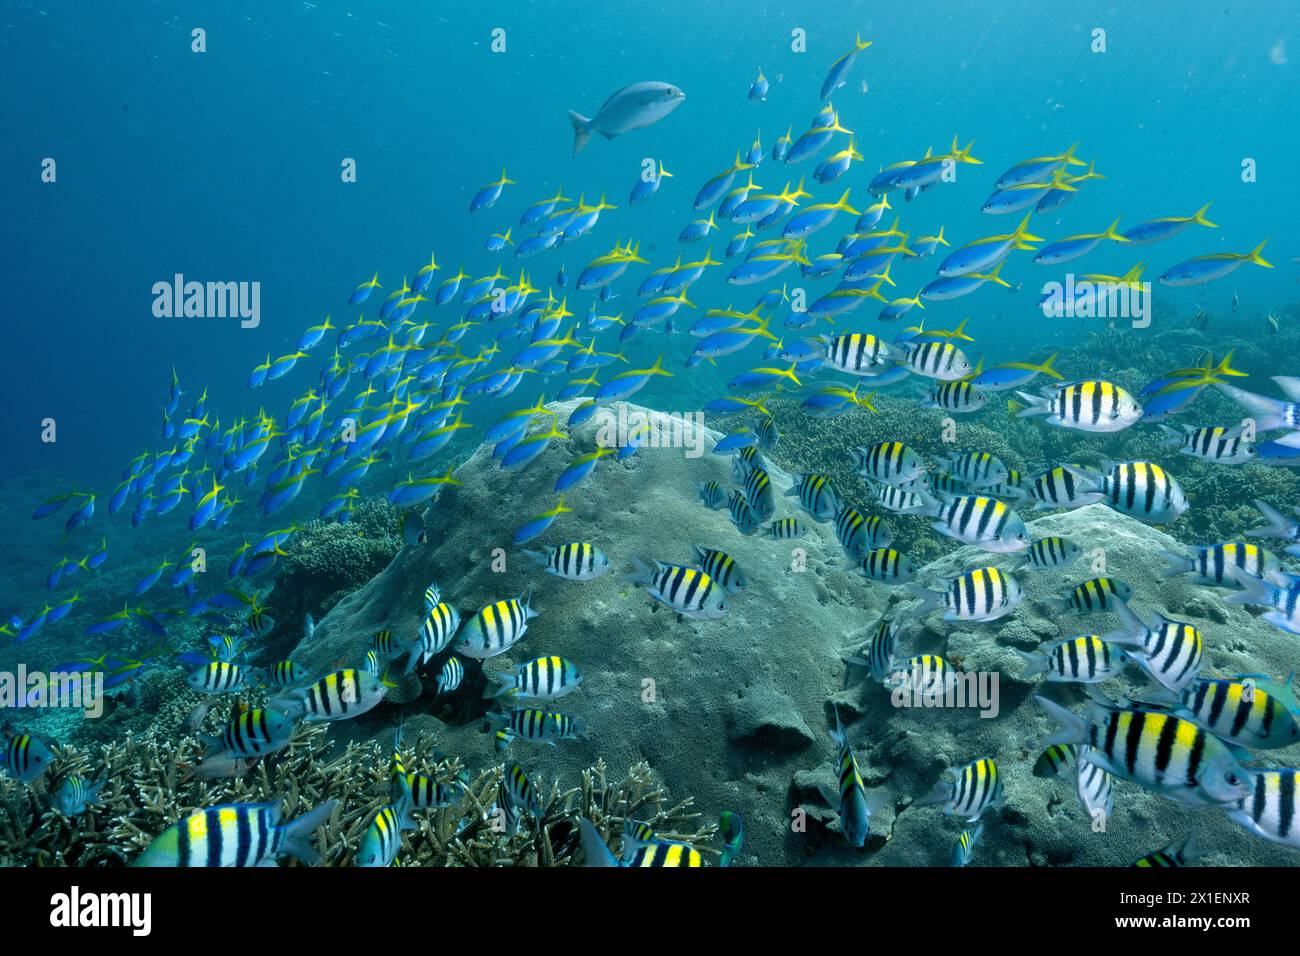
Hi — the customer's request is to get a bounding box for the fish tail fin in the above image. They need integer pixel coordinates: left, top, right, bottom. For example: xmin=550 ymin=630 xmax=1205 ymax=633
xmin=1157 ymin=548 xmax=1191 ymax=579
xmin=1103 ymin=217 xmax=1128 ymax=243
xmin=1176 ymin=832 xmax=1207 ymax=865
xmin=912 ymin=774 xmax=954 ymax=809
xmin=1013 ymin=390 xmax=1050 ymax=418
xmin=624 ymin=556 xmax=655 ymax=587
xmin=1245 ymin=499 xmax=1297 ymax=541
xmin=1037 ymin=352 xmax=1062 ymax=379
xmin=1016 ymin=649 xmax=1048 ymax=679
xmin=568 ymin=110 xmax=593 ymax=157
xmin=1222 ymin=567 xmax=1276 ymax=606
xmin=1034 ymin=695 xmax=1089 ymax=748
xmin=482 ymin=673 xmax=518 ymax=702
xmin=1191 ymin=202 xmax=1217 ymax=228
xmin=1245 ymin=238 xmax=1273 ymax=269
xmin=279 ymin=799 xmax=338 ymax=865
xmin=578 ymin=818 xmax=619 ymax=866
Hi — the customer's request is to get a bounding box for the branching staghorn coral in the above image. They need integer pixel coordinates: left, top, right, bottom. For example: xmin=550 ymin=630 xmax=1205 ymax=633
xmin=0 ymin=720 xmax=715 ymax=867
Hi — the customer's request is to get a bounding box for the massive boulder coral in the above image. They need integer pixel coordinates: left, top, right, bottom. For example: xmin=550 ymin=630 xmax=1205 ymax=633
xmin=290 ymin=400 xmax=891 ymax=865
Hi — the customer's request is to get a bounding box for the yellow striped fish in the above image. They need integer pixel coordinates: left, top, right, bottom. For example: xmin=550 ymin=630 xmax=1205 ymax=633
xmin=132 ymin=800 xmax=337 ymax=867
xmin=453 ymin=594 xmax=537 ymax=659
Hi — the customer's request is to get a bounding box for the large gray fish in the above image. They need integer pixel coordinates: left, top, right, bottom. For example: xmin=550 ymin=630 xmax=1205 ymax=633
xmin=568 ymin=82 xmax=685 ymax=156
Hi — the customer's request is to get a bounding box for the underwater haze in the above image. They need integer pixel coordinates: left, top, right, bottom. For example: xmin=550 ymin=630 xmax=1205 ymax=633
xmin=1 ymin=0 xmax=1300 ymax=868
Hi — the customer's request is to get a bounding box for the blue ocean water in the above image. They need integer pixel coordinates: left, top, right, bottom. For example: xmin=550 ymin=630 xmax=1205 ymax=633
xmin=2 ymin=0 xmax=1300 ymax=869
xmin=3 ymin=1 xmax=1296 ymax=488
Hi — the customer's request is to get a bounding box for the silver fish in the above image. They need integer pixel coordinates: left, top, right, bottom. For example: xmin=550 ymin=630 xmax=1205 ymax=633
xmin=568 ymin=81 xmax=686 ymax=156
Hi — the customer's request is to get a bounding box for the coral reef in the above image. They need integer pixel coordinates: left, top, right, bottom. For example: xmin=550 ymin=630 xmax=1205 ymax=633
xmin=260 ymin=498 xmax=404 ymax=654
xmin=0 ymin=711 xmax=705 ymax=867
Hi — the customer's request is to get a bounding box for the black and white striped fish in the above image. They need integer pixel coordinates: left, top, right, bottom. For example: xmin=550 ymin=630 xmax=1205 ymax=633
xmin=627 ymin=558 xmax=727 ymax=619
xmin=1159 ymin=541 xmax=1278 ymax=587
xmin=1027 ymin=464 xmax=1103 ymax=510
xmin=693 ymin=545 xmax=747 ymax=592
xmin=454 ymin=595 xmax=538 ymax=660
xmin=868 ymin=480 xmax=936 ymax=515
xmin=697 ymin=480 xmax=728 ymax=510
xmin=1076 ymin=748 xmax=1113 ymax=821
xmin=926 ymin=494 xmax=1028 ymax=552
xmin=270 ymin=669 xmax=388 ymax=722
xmin=903 ymin=340 xmax=972 ymax=381
xmin=743 ymin=466 xmax=776 ymax=519
xmin=1036 ymin=692 xmax=1250 ymax=807
xmin=262 ymin=660 xmax=309 ymax=688
xmin=950 ymin=822 xmax=985 ymax=866
xmin=1174 ymin=677 xmax=1300 ymax=750
xmin=1016 ymin=535 xmax=1082 ymax=570
xmin=1032 ymin=744 xmax=1077 ymax=778
xmin=1097 ymin=461 xmax=1189 ymax=524
xmin=851 ymin=441 xmax=926 ymax=486
xmin=834 ymin=504 xmax=892 ymax=558
xmin=984 ymin=468 xmax=1029 ymax=502
xmin=856 ymin=547 xmax=917 ymax=583
xmin=523 ymin=542 xmax=611 ymax=581
xmin=940 ymin=451 xmax=1007 ymax=488
xmin=436 ymin=656 xmax=464 ymax=694
xmin=485 ymin=655 xmax=583 ymax=702
xmin=883 ymin=654 xmax=953 ymax=695
xmin=766 ymin=517 xmax=806 ymax=539
xmin=1159 ymin=423 xmax=1255 ymax=464
xmin=1105 ymin=600 xmax=1203 ymax=693
xmin=1229 ymin=770 xmax=1300 ymax=848
xmin=731 ymin=445 xmax=765 ymax=480
xmin=1016 ymin=380 xmax=1143 ymax=432
xmin=1131 ymin=834 xmax=1204 ymax=867
xmin=1 ymin=732 xmax=53 ymax=784
xmin=405 ymin=770 xmax=467 ymax=810
xmin=133 ymin=800 xmax=338 ymax=867
xmin=487 ymin=708 xmax=586 ymax=746
xmin=841 ymin=618 xmax=900 ymax=681
xmin=924 ymin=472 xmax=966 ymax=496
xmin=928 ymin=379 xmax=987 ymax=413
xmin=915 ymin=757 xmax=1003 ymax=821
xmin=785 ymin=472 xmax=840 ymax=520
xmin=1018 ymin=635 xmax=1126 ymax=683
xmin=503 ymin=763 xmax=544 ymax=819
xmin=728 ymin=489 xmax=760 ymax=535
xmin=202 ymin=707 xmax=297 ymax=759
xmin=1053 ymin=577 xmax=1132 ymax=613
xmin=911 ymin=566 xmax=1021 ymax=622
xmin=412 ymin=600 xmax=461 ymax=673
xmin=186 ymin=661 xmax=250 ymax=694
xmin=819 ymin=332 xmax=897 ymax=375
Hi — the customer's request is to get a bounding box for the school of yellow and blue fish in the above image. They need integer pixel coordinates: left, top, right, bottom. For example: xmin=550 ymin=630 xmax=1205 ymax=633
xmin=4 ymin=26 xmax=1300 ymax=868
